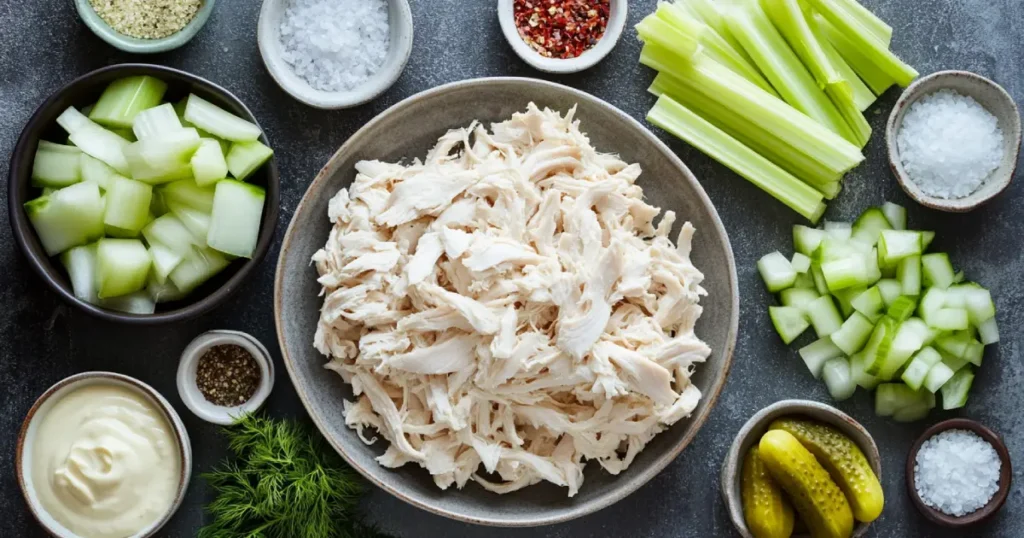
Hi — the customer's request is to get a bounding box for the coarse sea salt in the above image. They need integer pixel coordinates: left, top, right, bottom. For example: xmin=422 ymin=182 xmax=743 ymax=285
xmin=896 ymin=90 xmax=1004 ymax=200
xmin=914 ymin=429 xmax=1001 ymax=517
xmin=278 ymin=0 xmax=390 ymax=93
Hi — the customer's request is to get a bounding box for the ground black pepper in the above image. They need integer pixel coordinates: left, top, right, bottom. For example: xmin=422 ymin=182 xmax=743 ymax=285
xmin=196 ymin=344 xmax=261 ymax=407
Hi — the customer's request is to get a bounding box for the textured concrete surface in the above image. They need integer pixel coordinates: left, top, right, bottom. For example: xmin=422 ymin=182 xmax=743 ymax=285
xmin=1 ymin=0 xmax=1022 ymax=536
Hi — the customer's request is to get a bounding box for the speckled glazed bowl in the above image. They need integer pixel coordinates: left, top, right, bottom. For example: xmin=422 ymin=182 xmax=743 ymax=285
xmin=275 ymin=77 xmax=738 ymax=526
xmin=75 ymin=0 xmax=216 ymax=54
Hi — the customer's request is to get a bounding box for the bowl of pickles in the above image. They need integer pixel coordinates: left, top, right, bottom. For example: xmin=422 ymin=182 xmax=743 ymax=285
xmin=8 ymin=64 xmax=279 ymax=324
xmin=721 ymin=400 xmax=884 ymax=538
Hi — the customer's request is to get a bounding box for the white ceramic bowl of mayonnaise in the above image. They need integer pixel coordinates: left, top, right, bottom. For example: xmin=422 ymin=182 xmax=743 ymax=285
xmin=16 ymin=372 xmax=192 ymax=538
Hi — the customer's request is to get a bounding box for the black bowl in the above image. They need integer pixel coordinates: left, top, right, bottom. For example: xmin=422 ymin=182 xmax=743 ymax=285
xmin=8 ymin=64 xmax=280 ymax=324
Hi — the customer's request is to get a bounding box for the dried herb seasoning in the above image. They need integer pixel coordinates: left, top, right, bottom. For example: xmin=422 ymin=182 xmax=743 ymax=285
xmin=89 ymin=0 xmax=203 ymax=40
xmin=513 ymin=0 xmax=610 ymax=59
xmin=196 ymin=344 xmax=261 ymax=407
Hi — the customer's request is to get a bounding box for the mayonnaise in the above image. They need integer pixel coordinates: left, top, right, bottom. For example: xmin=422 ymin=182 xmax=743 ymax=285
xmin=31 ymin=383 xmax=181 ymax=538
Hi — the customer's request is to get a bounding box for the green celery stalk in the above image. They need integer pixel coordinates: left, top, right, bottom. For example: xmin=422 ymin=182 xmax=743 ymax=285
xmin=723 ymin=0 xmax=857 ymax=144
xmin=833 ymin=0 xmax=892 ymax=45
xmin=657 ymin=3 xmax=779 ymax=97
xmin=679 ymin=0 xmax=756 ymax=66
xmin=640 ymin=43 xmax=864 ymax=176
xmin=635 ymin=14 xmax=700 ymax=61
xmin=648 ymin=95 xmax=827 ymax=222
xmin=805 ymin=0 xmax=918 ymax=87
xmin=812 ymin=15 xmax=877 ymax=110
xmin=762 ymin=0 xmax=872 ymax=147
xmin=650 ymin=73 xmax=843 ymax=192
xmin=814 ymin=14 xmax=894 ymax=95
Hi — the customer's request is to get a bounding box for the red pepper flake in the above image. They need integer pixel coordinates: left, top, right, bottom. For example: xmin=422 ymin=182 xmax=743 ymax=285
xmin=513 ymin=0 xmax=610 ymax=59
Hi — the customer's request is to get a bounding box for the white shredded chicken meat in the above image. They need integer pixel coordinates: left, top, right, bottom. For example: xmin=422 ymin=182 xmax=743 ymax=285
xmin=313 ymin=104 xmax=711 ymax=496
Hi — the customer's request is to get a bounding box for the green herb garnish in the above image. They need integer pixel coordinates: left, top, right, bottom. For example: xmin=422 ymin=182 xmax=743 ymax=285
xmin=200 ymin=414 xmax=388 ymax=538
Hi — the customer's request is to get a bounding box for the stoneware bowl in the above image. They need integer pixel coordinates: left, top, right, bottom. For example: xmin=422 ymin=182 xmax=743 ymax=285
xmin=497 ymin=0 xmax=627 ymax=74
xmin=886 ymin=70 xmax=1022 ymax=212
xmin=257 ymin=0 xmax=414 ymax=109
xmin=8 ymin=63 xmax=280 ymax=324
xmin=75 ymin=0 xmax=216 ymax=54
xmin=721 ymin=400 xmax=882 ymax=538
xmin=274 ymin=77 xmax=738 ymax=526
xmin=16 ymin=371 xmax=192 ymax=538
xmin=177 ymin=329 xmax=276 ymax=425
xmin=906 ymin=418 xmax=1012 ymax=527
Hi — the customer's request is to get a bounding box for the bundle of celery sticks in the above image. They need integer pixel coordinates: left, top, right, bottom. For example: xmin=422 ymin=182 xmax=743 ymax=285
xmin=638 ymin=0 xmax=918 ymax=222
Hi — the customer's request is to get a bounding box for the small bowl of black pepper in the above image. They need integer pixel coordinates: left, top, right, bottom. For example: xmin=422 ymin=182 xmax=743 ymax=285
xmin=176 ymin=330 xmax=275 ymax=425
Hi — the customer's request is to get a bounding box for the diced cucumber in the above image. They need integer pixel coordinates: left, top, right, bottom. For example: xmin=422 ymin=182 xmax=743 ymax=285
xmin=851 ymin=207 xmax=892 ymax=246
xmin=769 ymin=306 xmax=809 ymax=344
xmin=864 ymin=247 xmax=882 ymax=283
xmin=941 ymin=352 xmax=970 ymax=373
xmin=851 ymin=286 xmax=884 ymax=318
xmin=168 ymin=201 xmax=211 ymax=247
xmin=799 ymin=336 xmax=843 ymax=379
xmin=190 ymin=139 xmax=228 ymax=186
xmin=963 ymin=340 xmax=984 ymax=367
xmin=806 ymin=295 xmax=843 ymax=337
xmin=758 ymin=251 xmax=797 ymax=292
xmin=963 ymin=287 xmax=995 ymax=325
xmin=149 ymin=242 xmax=184 ymax=284
xmin=831 ymin=312 xmax=874 ymax=355
xmin=792 ymin=271 xmax=816 ymax=289
xmin=921 ymin=253 xmax=955 ymax=289
xmin=207 ymin=180 xmax=265 ymax=258
xmin=24 ymin=182 xmax=105 ymax=255
xmin=929 ymin=308 xmax=969 ymax=331
xmin=814 ymin=237 xmax=866 ymax=263
xmin=875 ymin=382 xmax=920 ymax=417
xmin=935 ymin=332 xmax=970 ymax=359
xmin=143 ymin=214 xmax=199 ymax=256
xmin=881 ymin=202 xmax=906 ymax=230
xmin=132 ymin=103 xmax=182 ymax=140
xmin=821 ymin=256 xmax=868 ymax=291
xmin=184 ymin=94 xmax=261 ymax=142
xmin=150 ymin=189 xmax=169 ymax=217
xmin=822 ymin=356 xmax=856 ymax=401
xmin=832 ymin=285 xmax=865 ymax=318
xmin=38 ymin=140 xmax=83 ymax=153
xmin=811 ymin=264 xmax=829 ymax=295
xmin=920 ymin=230 xmax=936 ymax=250
xmin=57 ymin=107 xmax=131 ymax=174
xmin=793 ymin=225 xmax=827 ymax=255
xmin=863 ymin=317 xmax=897 ymax=376
xmin=893 ymin=392 xmax=934 ymax=422
xmin=88 ymin=76 xmax=168 ymax=128
xmin=60 ymin=243 xmax=99 ymax=302
xmin=824 ymin=221 xmax=852 ymax=240
xmin=897 ymin=255 xmax=921 ymax=296
xmin=80 ymin=154 xmax=117 ymax=191
xmin=923 ymin=361 xmax=955 ymax=393
xmin=880 ymin=318 xmax=930 ymax=379
xmin=169 ymin=246 xmax=230 ymax=292
xmin=917 ymin=287 xmax=946 ymax=326
xmin=101 ymin=290 xmax=157 ymax=314
xmin=850 ymin=351 xmax=880 ymax=389
xmin=879 ymin=230 xmax=922 ymax=265
xmin=160 ymin=179 xmax=215 ymax=213
xmin=886 ymin=295 xmax=916 ymax=322
xmin=780 ymin=287 xmax=820 ymax=309
xmin=32 ymin=144 xmax=82 ymax=188
xmin=940 ymin=368 xmax=974 ymax=410
xmin=226 ymin=140 xmax=274 ymax=181
xmin=126 ymin=128 xmax=202 ymax=170
xmin=977 ymin=317 xmax=999 ymax=345
xmin=95 ymin=238 xmax=151 ymax=298
xmin=901 ymin=346 xmax=942 ymax=390
xmin=148 ymin=274 xmax=190 ymax=303
xmin=790 ymin=252 xmax=811 ymax=273
xmin=103 ymin=176 xmax=153 ymax=234
xmin=875 ymin=279 xmax=901 ymax=306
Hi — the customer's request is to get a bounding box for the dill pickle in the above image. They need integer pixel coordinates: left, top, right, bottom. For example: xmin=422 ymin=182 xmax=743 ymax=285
xmin=769 ymin=418 xmax=885 ymax=523
xmin=758 ymin=430 xmax=854 ymax=538
xmin=742 ymin=446 xmax=795 ymax=538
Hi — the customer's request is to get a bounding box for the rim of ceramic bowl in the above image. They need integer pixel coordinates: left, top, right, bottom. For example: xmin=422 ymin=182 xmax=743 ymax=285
xmin=496 ymin=0 xmax=627 ymax=74
xmin=7 ymin=63 xmax=280 ymax=325
xmin=74 ymin=0 xmax=217 ymax=54
xmin=885 ymin=70 xmax=1022 ymax=213
xmin=176 ymin=330 xmax=276 ymax=425
xmin=256 ymin=0 xmax=414 ymax=109
xmin=15 ymin=371 xmax=192 ymax=538
xmin=273 ymin=76 xmax=739 ymax=526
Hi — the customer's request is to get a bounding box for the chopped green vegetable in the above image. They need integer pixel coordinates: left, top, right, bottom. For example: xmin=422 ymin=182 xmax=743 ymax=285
xmin=226 ymin=140 xmax=274 ymax=181
xmin=770 ymin=305 xmax=810 ymax=344
xmin=822 ymin=356 xmax=856 ymax=400
xmin=32 ymin=143 xmax=82 ymax=188
xmin=183 ymin=94 xmax=262 ymax=142
xmin=940 ymin=368 xmax=974 ymax=410
xmin=89 ymin=75 xmax=168 ymax=128
xmin=96 ymin=238 xmax=151 ymax=298
xmin=207 ymin=180 xmax=266 ymax=258
xmin=25 ymin=182 xmax=105 ymax=255
xmin=799 ymin=336 xmax=843 ymax=378
xmin=103 ymin=176 xmax=153 ymax=236
xmin=191 ymin=139 xmax=229 ymax=186
xmin=830 ymin=311 xmax=874 ymax=355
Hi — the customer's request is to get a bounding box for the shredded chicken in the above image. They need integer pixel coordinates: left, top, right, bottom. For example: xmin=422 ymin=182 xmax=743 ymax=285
xmin=313 ymin=104 xmax=711 ymax=496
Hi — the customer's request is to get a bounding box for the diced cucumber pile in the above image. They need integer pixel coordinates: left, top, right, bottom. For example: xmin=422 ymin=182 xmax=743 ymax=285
xmin=24 ymin=76 xmax=273 ymax=314
xmin=759 ymin=202 xmax=996 ymax=420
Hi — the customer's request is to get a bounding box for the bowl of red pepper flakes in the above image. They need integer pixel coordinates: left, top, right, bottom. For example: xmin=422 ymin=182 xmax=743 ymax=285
xmin=498 ymin=0 xmax=627 ymax=73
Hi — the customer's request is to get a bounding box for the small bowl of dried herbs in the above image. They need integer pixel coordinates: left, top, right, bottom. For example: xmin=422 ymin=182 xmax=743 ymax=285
xmin=176 ymin=330 xmax=275 ymax=425
xmin=497 ymin=0 xmax=626 ymax=74
xmin=76 ymin=0 xmax=216 ymax=54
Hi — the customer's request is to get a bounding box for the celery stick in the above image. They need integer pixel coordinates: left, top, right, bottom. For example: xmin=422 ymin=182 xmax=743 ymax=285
xmin=104 ymin=176 xmax=153 ymax=235
xmin=191 ymin=139 xmax=229 ymax=186
xmin=816 ymin=23 xmax=876 ymax=110
xmin=811 ymin=9 xmax=913 ymax=90
xmin=648 ymin=95 xmax=827 ymax=222
xmin=682 ymin=0 xmax=753 ymax=64
xmin=636 ymin=13 xmax=700 ymax=62
xmin=640 ymin=44 xmax=864 ymax=174
xmin=32 ymin=145 xmax=82 ymax=188
xmin=226 ymin=141 xmax=274 ymax=181
xmin=724 ymin=0 xmax=856 ymax=143
xmin=25 ymin=182 xmax=105 ymax=256
xmin=89 ymin=76 xmax=168 ymax=129
xmin=832 ymin=0 xmax=892 ymax=45
xmin=183 ymin=94 xmax=262 ymax=142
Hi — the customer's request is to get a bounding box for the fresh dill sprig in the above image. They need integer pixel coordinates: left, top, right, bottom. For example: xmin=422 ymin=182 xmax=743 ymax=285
xmin=199 ymin=414 xmax=390 ymax=538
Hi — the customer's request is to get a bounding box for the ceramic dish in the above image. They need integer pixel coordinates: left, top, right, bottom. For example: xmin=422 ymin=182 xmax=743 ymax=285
xmin=497 ymin=0 xmax=627 ymax=74
xmin=274 ymin=77 xmax=738 ymax=526
xmin=7 ymin=63 xmax=280 ymax=324
xmin=16 ymin=371 xmax=192 ymax=538
xmin=257 ymin=0 xmax=414 ymax=109
xmin=886 ymin=70 xmax=1022 ymax=212
xmin=177 ymin=330 xmax=276 ymax=425
xmin=721 ymin=400 xmax=882 ymax=538
xmin=906 ymin=418 xmax=1012 ymax=527
xmin=75 ymin=0 xmax=216 ymax=54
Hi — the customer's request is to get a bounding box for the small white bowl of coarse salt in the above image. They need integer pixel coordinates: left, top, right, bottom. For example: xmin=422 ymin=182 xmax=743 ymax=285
xmin=257 ymin=0 xmax=413 ymax=109
xmin=887 ymin=70 xmax=1021 ymax=212
xmin=907 ymin=418 xmax=1011 ymax=528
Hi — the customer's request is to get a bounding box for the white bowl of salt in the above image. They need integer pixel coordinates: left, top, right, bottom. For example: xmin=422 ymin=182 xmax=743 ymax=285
xmin=258 ymin=0 xmax=414 ymax=109
xmin=887 ymin=70 xmax=1021 ymax=212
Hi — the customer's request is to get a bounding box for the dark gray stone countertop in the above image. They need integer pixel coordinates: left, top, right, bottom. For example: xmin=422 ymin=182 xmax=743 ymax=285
xmin=1 ymin=0 xmax=1021 ymax=536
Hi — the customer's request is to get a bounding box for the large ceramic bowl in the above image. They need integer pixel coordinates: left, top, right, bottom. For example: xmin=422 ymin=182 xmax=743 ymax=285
xmin=274 ymin=78 xmax=738 ymax=526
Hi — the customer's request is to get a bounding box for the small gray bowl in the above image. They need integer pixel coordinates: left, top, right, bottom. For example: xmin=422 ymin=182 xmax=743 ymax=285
xmin=721 ymin=400 xmax=882 ymax=538
xmin=75 ymin=0 xmax=216 ymax=54
xmin=886 ymin=70 xmax=1022 ymax=212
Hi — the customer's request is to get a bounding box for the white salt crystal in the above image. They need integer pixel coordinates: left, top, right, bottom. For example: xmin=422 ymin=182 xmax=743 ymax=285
xmin=278 ymin=0 xmax=390 ymax=93
xmin=896 ymin=90 xmax=1004 ymax=199
xmin=914 ymin=429 xmax=1001 ymax=517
